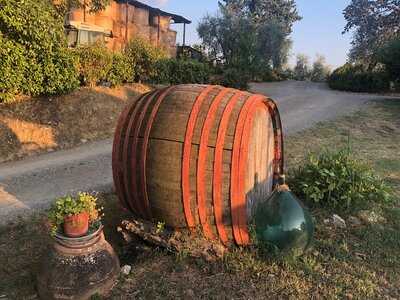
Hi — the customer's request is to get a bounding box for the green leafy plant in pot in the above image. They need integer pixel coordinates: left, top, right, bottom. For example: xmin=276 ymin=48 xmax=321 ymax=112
xmin=48 ymin=193 xmax=103 ymax=238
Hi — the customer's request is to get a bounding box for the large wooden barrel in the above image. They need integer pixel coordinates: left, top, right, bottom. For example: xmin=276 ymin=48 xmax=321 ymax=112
xmin=112 ymin=84 xmax=284 ymax=245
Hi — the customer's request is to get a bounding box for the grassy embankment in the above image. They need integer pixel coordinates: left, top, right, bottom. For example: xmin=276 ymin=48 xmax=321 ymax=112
xmin=0 ymin=84 xmax=151 ymax=163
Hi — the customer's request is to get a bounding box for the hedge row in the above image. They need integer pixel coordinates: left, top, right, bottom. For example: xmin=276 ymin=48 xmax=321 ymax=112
xmin=0 ymin=0 xmax=79 ymax=102
xmin=328 ymin=64 xmax=390 ymax=93
xmin=152 ymin=58 xmax=211 ymax=85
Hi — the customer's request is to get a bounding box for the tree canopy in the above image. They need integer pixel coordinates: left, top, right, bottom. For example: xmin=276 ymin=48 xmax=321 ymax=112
xmin=197 ymin=0 xmax=301 ymax=75
xmin=53 ymin=0 xmax=111 ymax=17
xmin=343 ymin=0 xmax=400 ymax=67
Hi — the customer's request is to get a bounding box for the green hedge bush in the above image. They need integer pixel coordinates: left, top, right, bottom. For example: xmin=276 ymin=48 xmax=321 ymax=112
xmin=0 ymin=0 xmax=79 ymax=102
xmin=219 ymin=68 xmax=250 ymax=90
xmin=288 ymin=149 xmax=390 ymax=211
xmin=152 ymin=59 xmax=210 ymax=85
xmin=262 ymin=69 xmax=283 ymax=82
xmin=0 ymin=35 xmax=26 ymax=102
xmin=328 ymin=63 xmax=390 ymax=93
xmin=106 ymin=52 xmax=134 ymax=87
xmin=75 ymin=42 xmax=113 ymax=87
xmin=125 ymin=37 xmax=166 ymax=83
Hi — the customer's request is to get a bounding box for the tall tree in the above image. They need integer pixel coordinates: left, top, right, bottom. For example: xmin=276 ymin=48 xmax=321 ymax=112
xmin=343 ymin=0 xmax=400 ymax=68
xmin=52 ymin=0 xmax=110 ymax=17
xmin=222 ymin=0 xmax=301 ymax=32
xmin=198 ymin=0 xmax=301 ymax=73
xmin=310 ymin=54 xmax=331 ymax=82
xmin=294 ymin=54 xmax=310 ymax=81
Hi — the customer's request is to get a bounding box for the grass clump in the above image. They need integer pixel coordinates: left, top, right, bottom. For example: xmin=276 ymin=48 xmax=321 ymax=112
xmin=289 ymin=149 xmax=391 ymax=211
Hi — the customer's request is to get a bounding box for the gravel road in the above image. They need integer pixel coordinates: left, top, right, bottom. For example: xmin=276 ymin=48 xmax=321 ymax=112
xmin=1 ymin=81 xmax=396 ymax=223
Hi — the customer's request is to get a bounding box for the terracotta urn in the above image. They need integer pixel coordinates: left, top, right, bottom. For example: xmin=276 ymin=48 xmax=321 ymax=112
xmin=37 ymin=226 xmax=120 ymax=299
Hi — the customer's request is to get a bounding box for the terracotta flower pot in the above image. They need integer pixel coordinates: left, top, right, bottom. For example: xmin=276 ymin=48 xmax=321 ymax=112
xmin=63 ymin=212 xmax=89 ymax=238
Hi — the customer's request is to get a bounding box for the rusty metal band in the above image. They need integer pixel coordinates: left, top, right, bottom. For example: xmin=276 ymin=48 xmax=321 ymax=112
xmin=122 ymin=90 xmax=159 ymax=217
xmin=197 ymin=87 xmax=232 ymax=240
xmin=264 ymin=98 xmax=284 ymax=184
xmin=140 ymin=86 xmax=175 ymax=220
xmin=230 ymin=94 xmax=263 ymax=245
xmin=129 ymin=89 xmax=163 ymax=219
xmin=182 ymin=85 xmax=216 ymax=229
xmin=213 ymin=90 xmax=244 ymax=244
xmin=237 ymin=100 xmax=267 ymax=245
xmin=112 ymin=93 xmax=148 ymax=212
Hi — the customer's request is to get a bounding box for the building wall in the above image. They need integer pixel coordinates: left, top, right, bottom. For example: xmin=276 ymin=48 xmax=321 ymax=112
xmin=67 ymin=1 xmax=178 ymax=57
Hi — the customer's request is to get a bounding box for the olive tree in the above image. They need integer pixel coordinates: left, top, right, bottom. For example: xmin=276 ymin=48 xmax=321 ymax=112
xmin=310 ymin=55 xmax=331 ymax=82
xmin=343 ymin=0 xmax=400 ymax=67
xmin=294 ymin=54 xmax=310 ymax=81
xmin=197 ymin=0 xmax=301 ymax=75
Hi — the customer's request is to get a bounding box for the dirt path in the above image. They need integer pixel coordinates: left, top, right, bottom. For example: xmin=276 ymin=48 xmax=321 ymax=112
xmin=250 ymin=81 xmax=398 ymax=133
xmin=1 ymin=81 xmax=397 ymax=224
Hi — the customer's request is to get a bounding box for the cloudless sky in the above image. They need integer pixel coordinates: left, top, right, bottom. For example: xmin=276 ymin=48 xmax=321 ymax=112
xmin=144 ymin=0 xmax=354 ymax=68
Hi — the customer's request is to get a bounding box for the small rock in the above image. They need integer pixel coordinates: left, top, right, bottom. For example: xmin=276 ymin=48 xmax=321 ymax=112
xmin=354 ymin=252 xmax=367 ymax=259
xmin=80 ymin=139 xmax=88 ymax=143
xmin=348 ymin=216 xmax=362 ymax=226
xmin=121 ymin=265 xmax=132 ymax=276
xmin=332 ymin=214 xmax=346 ymax=228
xmin=357 ymin=210 xmax=386 ymax=224
xmin=46 ymin=148 xmax=55 ymax=153
xmin=185 ymin=289 xmax=195 ymax=298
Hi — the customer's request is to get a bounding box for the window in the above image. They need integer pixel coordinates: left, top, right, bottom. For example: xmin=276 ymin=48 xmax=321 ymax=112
xmin=78 ymin=30 xmax=105 ymax=46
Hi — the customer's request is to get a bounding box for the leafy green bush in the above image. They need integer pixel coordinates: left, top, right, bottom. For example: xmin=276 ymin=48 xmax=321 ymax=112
xmin=125 ymin=37 xmax=166 ymax=82
xmin=0 ymin=35 xmax=26 ymax=102
xmin=328 ymin=63 xmax=390 ymax=92
xmin=0 ymin=0 xmax=79 ymax=102
xmin=219 ymin=68 xmax=250 ymax=90
xmin=262 ymin=69 xmax=283 ymax=82
xmin=106 ymin=52 xmax=134 ymax=87
xmin=288 ymin=149 xmax=390 ymax=211
xmin=75 ymin=42 xmax=113 ymax=87
xmin=152 ymin=59 xmax=210 ymax=84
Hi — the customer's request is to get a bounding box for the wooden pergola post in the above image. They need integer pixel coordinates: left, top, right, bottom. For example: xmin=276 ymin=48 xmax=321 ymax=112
xmin=183 ymin=23 xmax=186 ymax=46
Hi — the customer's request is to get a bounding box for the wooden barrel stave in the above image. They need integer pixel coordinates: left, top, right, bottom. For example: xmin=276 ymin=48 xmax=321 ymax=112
xmin=112 ymin=84 xmax=284 ymax=245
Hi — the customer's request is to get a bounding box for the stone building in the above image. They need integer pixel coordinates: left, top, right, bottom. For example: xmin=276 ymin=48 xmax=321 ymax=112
xmin=64 ymin=0 xmax=191 ymax=57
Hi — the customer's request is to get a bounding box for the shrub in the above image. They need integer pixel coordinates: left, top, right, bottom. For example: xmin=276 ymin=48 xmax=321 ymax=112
xmin=0 ymin=0 xmax=79 ymax=102
xmin=125 ymin=37 xmax=166 ymax=82
xmin=75 ymin=42 xmax=113 ymax=87
xmin=0 ymin=35 xmax=26 ymax=102
xmin=328 ymin=63 xmax=390 ymax=92
xmin=288 ymin=149 xmax=390 ymax=211
xmin=106 ymin=52 xmax=134 ymax=87
xmin=262 ymin=69 xmax=283 ymax=82
xmin=219 ymin=68 xmax=250 ymax=90
xmin=152 ymin=59 xmax=210 ymax=85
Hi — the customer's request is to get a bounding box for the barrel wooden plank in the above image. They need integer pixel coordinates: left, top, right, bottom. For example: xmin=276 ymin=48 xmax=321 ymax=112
xmin=112 ymin=84 xmax=284 ymax=245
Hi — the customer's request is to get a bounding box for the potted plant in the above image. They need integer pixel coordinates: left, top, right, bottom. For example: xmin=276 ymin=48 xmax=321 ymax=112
xmin=48 ymin=192 xmax=103 ymax=238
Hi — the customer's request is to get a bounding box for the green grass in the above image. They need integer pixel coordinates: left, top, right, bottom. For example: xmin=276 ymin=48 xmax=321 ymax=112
xmin=0 ymin=100 xmax=399 ymax=299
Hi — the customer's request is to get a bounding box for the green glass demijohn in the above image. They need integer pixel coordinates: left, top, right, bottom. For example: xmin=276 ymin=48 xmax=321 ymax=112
xmin=253 ymin=178 xmax=314 ymax=256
